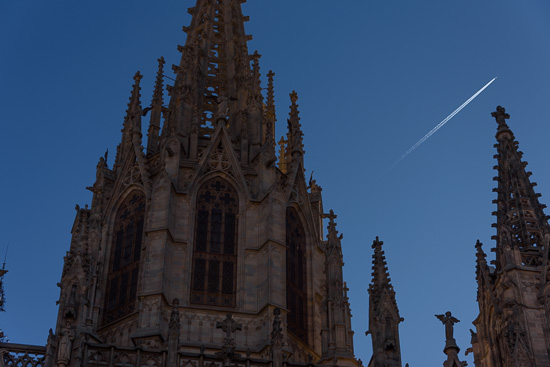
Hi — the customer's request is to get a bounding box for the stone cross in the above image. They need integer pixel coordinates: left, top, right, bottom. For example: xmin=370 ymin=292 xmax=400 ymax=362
xmin=216 ymin=313 xmax=242 ymax=341
xmin=491 ymin=105 xmax=510 ymax=125
xmin=322 ymin=210 xmax=338 ymax=233
xmin=323 ymin=209 xmax=337 ymax=222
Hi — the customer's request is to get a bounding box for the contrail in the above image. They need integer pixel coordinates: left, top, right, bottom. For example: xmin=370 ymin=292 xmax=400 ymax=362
xmin=383 ymin=77 xmax=497 ymax=175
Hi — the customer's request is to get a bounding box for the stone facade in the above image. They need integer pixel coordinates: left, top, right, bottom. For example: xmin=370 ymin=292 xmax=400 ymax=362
xmin=27 ymin=1 xmax=359 ymax=367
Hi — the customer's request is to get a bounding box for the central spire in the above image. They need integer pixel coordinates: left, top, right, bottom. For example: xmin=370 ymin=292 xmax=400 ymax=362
xmin=167 ymin=0 xmax=262 ymax=150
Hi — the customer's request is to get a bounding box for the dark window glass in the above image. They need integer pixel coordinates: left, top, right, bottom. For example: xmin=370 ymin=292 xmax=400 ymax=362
xmin=103 ymin=191 xmax=145 ymax=325
xmin=191 ymin=178 xmax=238 ymax=308
xmin=113 ymin=230 xmax=124 ymax=272
xmin=208 ymin=260 xmax=220 ymax=293
xmin=222 ymin=261 xmax=234 ymax=294
xmin=210 ymin=208 xmax=222 ymax=253
xmin=134 ymin=219 xmax=143 ymax=262
xmin=224 ymin=212 xmax=236 ymax=255
xmin=286 ymin=207 xmax=308 ymax=343
xmin=194 ymin=259 xmax=206 ymax=291
xmin=197 ymin=210 xmax=209 ymax=252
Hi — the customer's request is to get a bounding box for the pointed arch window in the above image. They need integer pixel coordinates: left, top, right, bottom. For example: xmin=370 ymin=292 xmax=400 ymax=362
xmin=191 ymin=178 xmax=238 ymax=308
xmin=103 ymin=191 xmax=145 ymax=324
xmin=286 ymin=207 xmax=308 ymax=342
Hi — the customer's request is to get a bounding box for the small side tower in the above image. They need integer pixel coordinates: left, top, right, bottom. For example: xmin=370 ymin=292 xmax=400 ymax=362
xmin=319 ymin=210 xmax=356 ymax=365
xmin=471 ymin=106 xmax=550 ymax=367
xmin=367 ymin=237 xmax=403 ymax=367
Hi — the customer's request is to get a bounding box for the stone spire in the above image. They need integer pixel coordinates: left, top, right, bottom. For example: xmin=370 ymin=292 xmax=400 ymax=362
xmin=286 ymin=91 xmax=304 ymax=167
xmin=147 ymin=57 xmax=165 ymax=155
xmin=115 ymin=71 xmax=143 ymax=170
xmin=278 ymin=137 xmax=288 ymax=174
xmin=265 ymin=70 xmax=276 ymax=145
xmin=0 ymin=249 xmax=6 ymax=342
xmin=251 ymin=51 xmax=262 ymax=97
xmin=165 ymin=0 xmax=259 ymax=152
xmin=320 ymin=210 xmax=355 ymax=360
xmin=474 ymin=240 xmax=493 ymax=298
xmin=0 ymin=246 xmax=7 ymax=313
xmin=367 ymin=237 xmax=402 ymax=367
xmin=491 ymin=105 xmax=549 ymax=269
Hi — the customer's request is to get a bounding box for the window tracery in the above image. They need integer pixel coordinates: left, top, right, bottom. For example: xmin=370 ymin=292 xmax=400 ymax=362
xmin=286 ymin=207 xmax=308 ymax=342
xmin=103 ymin=191 xmax=145 ymax=324
xmin=191 ymin=178 xmax=238 ymax=307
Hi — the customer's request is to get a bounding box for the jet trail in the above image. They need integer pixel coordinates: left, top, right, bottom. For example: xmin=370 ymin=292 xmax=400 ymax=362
xmin=380 ymin=77 xmax=497 ymax=177
xmin=399 ymin=77 xmax=497 ymax=161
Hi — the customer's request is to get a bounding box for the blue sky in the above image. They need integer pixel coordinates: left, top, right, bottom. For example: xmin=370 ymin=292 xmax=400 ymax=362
xmin=1 ymin=1 xmax=550 ymax=366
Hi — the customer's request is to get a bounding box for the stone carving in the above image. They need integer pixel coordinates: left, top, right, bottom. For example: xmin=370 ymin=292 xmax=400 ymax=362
xmin=435 ymin=312 xmax=467 ymax=367
xmin=56 ymin=322 xmax=74 ymax=367
xmin=169 ymin=298 xmax=181 ymax=330
xmin=215 ymin=314 xmax=242 ymax=364
xmin=435 ymin=311 xmax=460 ymax=343
xmin=209 ymin=145 xmax=231 ymax=172
xmin=122 ymin=166 xmax=142 ymax=188
xmin=492 ymin=105 xmax=510 ymax=125
xmin=271 ymin=308 xmax=283 ymax=346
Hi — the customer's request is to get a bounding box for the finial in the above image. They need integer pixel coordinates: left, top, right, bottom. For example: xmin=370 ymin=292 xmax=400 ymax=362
xmin=322 ymin=210 xmax=340 ymax=239
xmin=1 ymin=244 xmax=8 ymax=275
xmin=290 ymin=90 xmax=298 ymax=105
xmin=251 ymin=50 xmax=261 ymax=60
xmin=372 ymin=236 xmax=382 ymax=250
xmin=475 ymin=240 xmax=486 ymax=258
xmin=491 ymin=105 xmax=510 ymax=125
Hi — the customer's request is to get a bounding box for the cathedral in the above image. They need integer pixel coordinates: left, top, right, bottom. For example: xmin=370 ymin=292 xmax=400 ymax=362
xmin=1 ymin=1 xmax=549 ymax=367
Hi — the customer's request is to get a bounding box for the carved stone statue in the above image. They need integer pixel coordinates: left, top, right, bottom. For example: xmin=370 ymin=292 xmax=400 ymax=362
xmin=56 ymin=323 xmax=74 ymax=367
xmin=435 ymin=311 xmax=460 ymax=341
xmin=216 ymin=95 xmax=229 ymax=122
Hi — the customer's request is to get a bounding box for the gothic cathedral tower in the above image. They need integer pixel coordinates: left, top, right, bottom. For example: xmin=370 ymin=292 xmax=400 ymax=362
xmin=471 ymin=107 xmax=550 ymax=367
xmin=46 ymin=2 xmax=359 ymax=367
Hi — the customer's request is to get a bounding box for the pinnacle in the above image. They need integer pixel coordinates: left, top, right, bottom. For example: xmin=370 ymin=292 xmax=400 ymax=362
xmin=290 ymin=91 xmax=298 ymax=104
xmin=370 ymin=237 xmax=392 ymax=291
xmin=492 ymin=106 xmax=513 ymax=139
xmin=368 ymin=236 xmax=400 ymax=328
xmin=129 ymin=72 xmax=142 ymax=103
xmin=151 ymin=57 xmax=165 ymax=107
xmin=287 ymin=91 xmax=304 ymax=156
xmin=265 ymin=70 xmax=276 ymax=144
xmin=491 ymin=105 xmax=549 ymax=260
xmin=475 ymin=240 xmax=487 ymax=265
